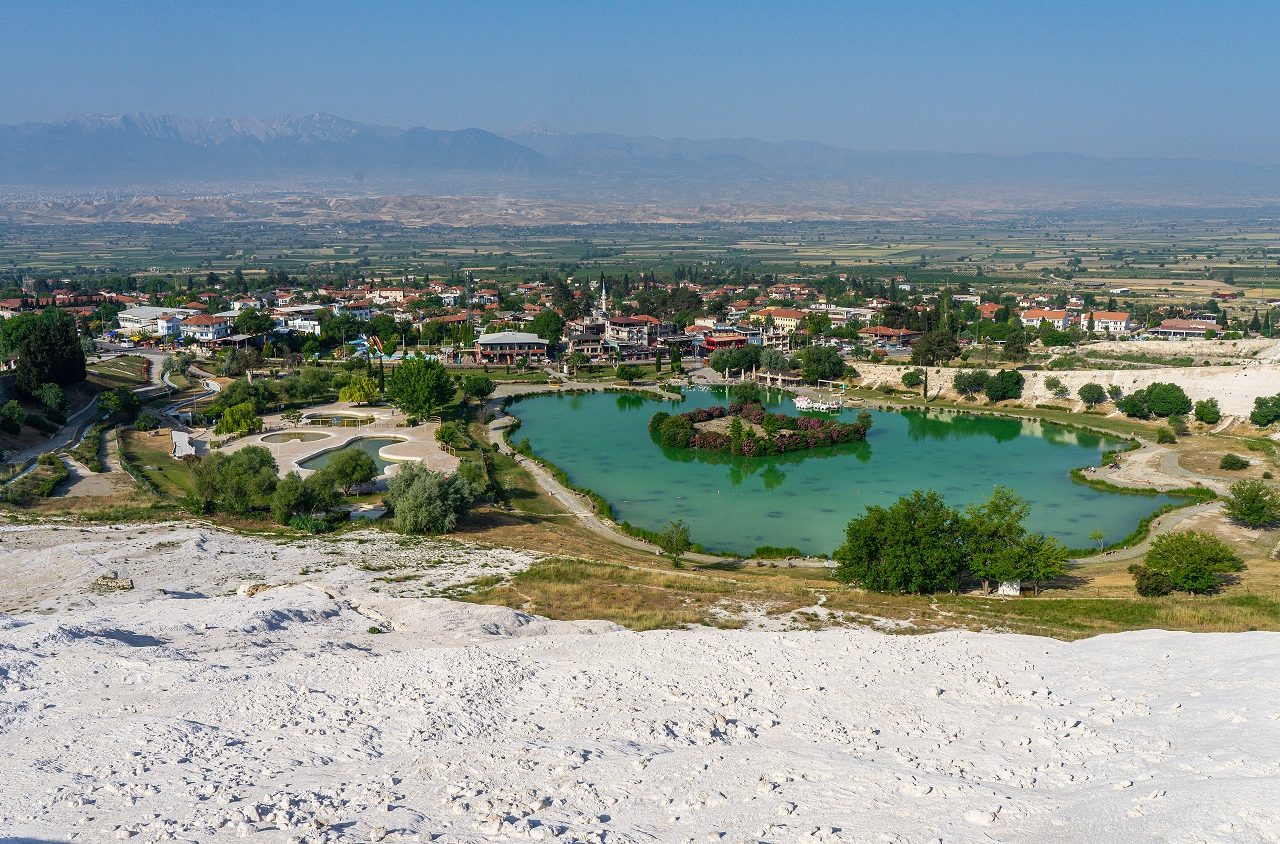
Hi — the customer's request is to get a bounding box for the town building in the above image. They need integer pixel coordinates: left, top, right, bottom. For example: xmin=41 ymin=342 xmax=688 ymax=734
xmin=474 ymin=331 xmax=548 ymax=364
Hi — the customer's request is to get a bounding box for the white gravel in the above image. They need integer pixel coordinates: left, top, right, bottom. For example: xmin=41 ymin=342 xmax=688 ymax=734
xmin=2 ymin=524 xmax=1279 ymax=843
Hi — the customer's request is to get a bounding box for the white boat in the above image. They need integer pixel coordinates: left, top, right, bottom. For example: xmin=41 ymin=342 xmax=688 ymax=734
xmin=794 ymin=396 xmax=841 ymax=412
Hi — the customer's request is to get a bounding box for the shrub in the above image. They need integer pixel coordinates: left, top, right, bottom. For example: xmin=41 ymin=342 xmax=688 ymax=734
xmin=23 ymin=413 xmax=58 ymax=434
xmin=1129 ymin=564 xmax=1173 ymax=597
xmin=984 ymin=369 xmax=1024 ymax=402
xmin=1223 ymin=479 xmax=1280 ymax=528
xmin=1118 ymin=382 xmax=1191 ymax=419
xmin=1106 ymin=384 xmax=1124 ymax=402
xmin=901 ymin=368 xmax=924 ymax=388
xmin=1044 ymin=376 xmax=1069 ymax=398
xmin=1219 ymin=453 xmax=1250 ymax=471
xmin=384 ymin=461 xmax=487 ymax=534
xmin=1250 ymin=394 xmax=1280 ymax=427
xmin=1077 ymin=382 xmax=1107 ymax=407
xmin=953 ymin=370 xmax=991 ymax=396
xmin=1129 ymin=531 xmax=1244 ymax=595
xmin=133 ymin=412 xmax=162 ymax=431
xmin=0 ymin=400 xmax=22 ymax=433
xmin=1194 ymin=398 xmax=1221 ymax=425
xmin=1155 ymin=428 xmax=1176 ymax=444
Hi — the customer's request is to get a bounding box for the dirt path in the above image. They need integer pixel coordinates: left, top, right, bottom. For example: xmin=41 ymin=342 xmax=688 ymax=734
xmin=1071 ymin=500 xmax=1223 ymax=566
xmin=483 ymin=395 xmax=733 ymax=565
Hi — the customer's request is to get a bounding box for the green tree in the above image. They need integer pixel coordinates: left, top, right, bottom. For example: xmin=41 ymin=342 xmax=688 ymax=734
xmin=730 ymin=382 xmax=762 ymax=404
xmin=1078 ymin=382 xmax=1107 ymax=407
xmin=758 ymin=347 xmax=790 ymax=372
xmin=192 ymin=446 xmax=278 ymax=515
xmin=1143 ymin=382 xmax=1192 ymax=418
xmin=529 ymin=309 xmax=565 ymax=346
xmin=656 ymin=519 xmax=692 ymax=567
xmin=793 ymin=346 xmax=845 ymax=385
xmin=910 ymin=330 xmax=960 ymax=366
xmin=99 ymin=387 xmax=139 ymax=421
xmin=316 ymin=447 xmax=378 ymax=494
xmin=0 ymin=400 xmax=22 ymax=433
xmin=1043 ymin=376 xmax=1069 ymax=399
xmin=833 ymin=490 xmax=969 ymax=593
xmin=1219 ymin=453 xmax=1250 ymax=470
xmin=460 ymin=374 xmax=496 ymax=404
xmin=615 ymin=364 xmax=643 ymax=384
xmin=984 ymin=369 xmax=1024 ymax=401
xmin=1194 ymin=398 xmax=1221 ymax=424
xmin=565 ymin=351 xmax=589 ymax=376
xmin=233 ymin=308 xmax=275 ymax=336
xmin=271 ymin=471 xmax=309 ymax=524
xmin=964 ymin=486 xmax=1030 ymax=594
xmin=338 ymin=374 xmax=379 ymax=405
xmin=1000 ymin=332 xmax=1029 ymax=362
xmin=385 ymin=462 xmax=486 ymax=534
xmin=953 ymin=370 xmax=991 ymax=396
xmin=35 ymin=383 xmax=66 ymax=417
xmin=214 ymin=401 xmax=263 ymax=435
xmin=12 ymin=308 xmax=86 ymax=395
xmin=387 ymin=357 xmax=456 ymax=420
xmin=902 ymin=368 xmax=924 ymax=388
xmin=1089 ymin=528 xmax=1106 ymax=549
xmin=1129 ymin=531 xmax=1244 ymax=595
xmin=1249 ymin=394 xmax=1280 ymax=427
xmin=1223 ymin=479 xmax=1280 ymax=528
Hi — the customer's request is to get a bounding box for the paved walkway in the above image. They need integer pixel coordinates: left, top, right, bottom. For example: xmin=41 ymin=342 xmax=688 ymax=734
xmin=220 ymin=401 xmax=458 ymax=478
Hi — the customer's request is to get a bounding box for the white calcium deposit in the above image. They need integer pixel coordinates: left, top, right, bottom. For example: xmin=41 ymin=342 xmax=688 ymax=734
xmin=1 ymin=523 xmax=1279 ymax=843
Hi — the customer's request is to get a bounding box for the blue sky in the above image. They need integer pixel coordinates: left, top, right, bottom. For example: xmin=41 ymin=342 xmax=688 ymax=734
xmin=2 ymin=0 xmax=1276 ymax=161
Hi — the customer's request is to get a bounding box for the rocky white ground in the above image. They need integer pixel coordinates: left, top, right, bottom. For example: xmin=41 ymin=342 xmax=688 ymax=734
xmin=1 ymin=523 xmax=1279 ymax=844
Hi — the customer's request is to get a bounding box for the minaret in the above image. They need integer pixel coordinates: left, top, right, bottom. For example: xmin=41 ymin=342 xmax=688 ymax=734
xmin=599 ymin=276 xmax=608 ymax=317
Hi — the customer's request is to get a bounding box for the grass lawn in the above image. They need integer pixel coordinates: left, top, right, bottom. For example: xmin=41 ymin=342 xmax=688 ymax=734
xmin=87 ymin=355 xmax=150 ymax=389
xmin=118 ymin=428 xmax=195 ymax=496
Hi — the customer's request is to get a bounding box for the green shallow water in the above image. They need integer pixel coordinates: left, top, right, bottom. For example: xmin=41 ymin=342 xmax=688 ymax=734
xmin=299 ymin=437 xmax=402 ymax=474
xmin=508 ymin=389 xmax=1177 ymax=557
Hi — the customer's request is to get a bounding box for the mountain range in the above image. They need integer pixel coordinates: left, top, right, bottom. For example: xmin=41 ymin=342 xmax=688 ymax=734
xmin=2 ymin=113 xmax=1280 ymax=219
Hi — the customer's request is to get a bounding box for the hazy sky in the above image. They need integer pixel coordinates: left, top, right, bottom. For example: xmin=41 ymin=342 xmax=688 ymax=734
xmin=3 ymin=0 xmax=1276 ymax=161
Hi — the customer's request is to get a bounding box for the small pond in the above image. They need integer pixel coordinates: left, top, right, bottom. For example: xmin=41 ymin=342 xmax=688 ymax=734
xmin=304 ymin=413 xmax=374 ymax=427
xmin=299 ymin=437 xmax=404 ymax=474
xmin=262 ymin=431 xmax=330 ymax=443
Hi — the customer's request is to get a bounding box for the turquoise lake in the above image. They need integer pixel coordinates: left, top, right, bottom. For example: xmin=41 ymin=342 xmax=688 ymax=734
xmin=508 ymin=389 xmax=1177 ymax=556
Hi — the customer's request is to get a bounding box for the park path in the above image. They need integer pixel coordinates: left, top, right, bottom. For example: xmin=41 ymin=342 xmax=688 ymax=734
xmin=1071 ymin=501 xmax=1223 ymax=566
xmin=483 ymin=386 xmax=731 ymax=565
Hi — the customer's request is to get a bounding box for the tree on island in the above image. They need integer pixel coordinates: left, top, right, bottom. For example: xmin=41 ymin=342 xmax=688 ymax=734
xmin=656 ymin=519 xmax=692 ymax=567
xmin=387 ymin=357 xmax=455 ymax=420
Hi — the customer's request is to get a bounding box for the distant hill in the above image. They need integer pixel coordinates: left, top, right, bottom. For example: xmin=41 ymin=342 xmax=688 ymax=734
xmin=507 ymin=128 xmax=1280 ymax=194
xmin=0 ymin=113 xmax=548 ymax=188
xmin=3 ymin=113 xmax=1280 ymax=217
